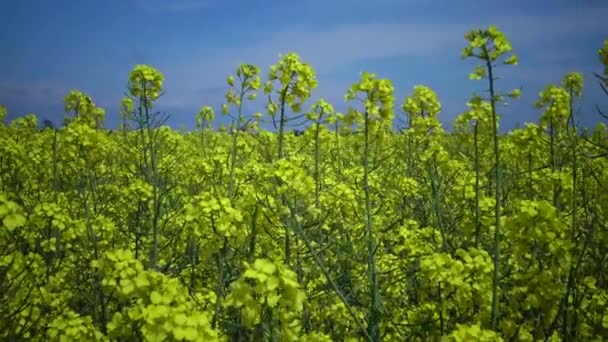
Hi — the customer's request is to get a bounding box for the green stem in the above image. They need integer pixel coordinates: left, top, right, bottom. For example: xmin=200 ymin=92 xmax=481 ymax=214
xmin=364 ymin=111 xmax=381 ymax=341
xmin=484 ymin=46 xmax=502 ymax=331
xmin=314 ymin=120 xmax=321 ymax=207
xmin=473 ymin=122 xmax=481 ymax=247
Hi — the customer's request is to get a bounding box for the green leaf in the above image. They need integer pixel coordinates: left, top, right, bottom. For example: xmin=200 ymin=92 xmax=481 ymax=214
xmin=134 ymin=274 xmax=150 ymax=289
xmin=254 ymin=259 xmax=277 ymax=275
xmin=267 ymin=293 xmax=280 ymax=307
xmin=266 ymin=276 xmax=279 ymax=291
xmin=174 ymin=313 xmax=187 ymax=326
xmin=504 ymin=54 xmax=519 ymax=65
xmin=182 ymin=327 xmax=198 ymax=340
xmin=3 ymin=213 xmax=26 ymax=230
xmin=508 ymin=88 xmax=522 ymax=99
xmin=150 ymin=291 xmax=162 ymax=304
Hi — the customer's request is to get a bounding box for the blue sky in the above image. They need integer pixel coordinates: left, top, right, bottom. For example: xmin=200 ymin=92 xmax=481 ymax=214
xmin=1 ymin=0 xmax=606 ymax=131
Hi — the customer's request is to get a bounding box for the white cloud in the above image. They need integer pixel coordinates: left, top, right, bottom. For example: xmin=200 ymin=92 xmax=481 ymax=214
xmin=147 ymin=3 xmax=608 ymax=112
xmin=157 ymin=22 xmax=466 ymax=108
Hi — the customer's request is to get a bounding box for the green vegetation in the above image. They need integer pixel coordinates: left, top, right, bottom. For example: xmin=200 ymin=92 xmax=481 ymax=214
xmin=1 ymin=26 xmax=607 ymax=341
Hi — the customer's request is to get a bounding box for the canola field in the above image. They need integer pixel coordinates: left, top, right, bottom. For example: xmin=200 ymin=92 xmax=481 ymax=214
xmin=1 ymin=27 xmax=608 ymax=341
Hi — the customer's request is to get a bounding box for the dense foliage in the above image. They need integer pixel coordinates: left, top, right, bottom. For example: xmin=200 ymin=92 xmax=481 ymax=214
xmin=1 ymin=27 xmax=607 ymax=341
